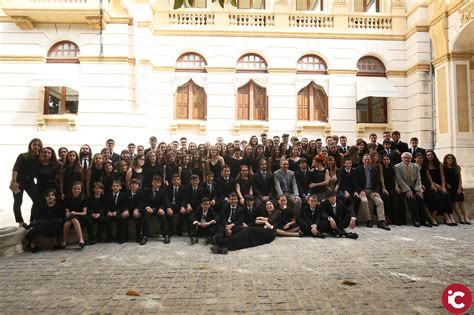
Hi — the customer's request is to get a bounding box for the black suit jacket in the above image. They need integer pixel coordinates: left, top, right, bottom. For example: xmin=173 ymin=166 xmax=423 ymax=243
xmin=242 ymin=206 xmax=264 ymax=226
xmin=189 ymin=208 xmax=219 ymax=224
xmin=105 ymin=191 xmax=128 ymax=213
xmin=219 ymin=204 xmax=244 ymax=226
xmin=167 ymin=185 xmax=187 ymax=209
xmin=252 ymin=171 xmax=274 ymax=199
xmin=187 ymin=185 xmax=204 ymax=211
xmin=125 ymin=190 xmax=144 ymax=212
xmin=409 ymin=147 xmax=426 ymax=157
xmin=391 ymin=141 xmax=409 ymax=154
xmin=353 ymin=165 xmax=382 ymax=194
xmin=87 ymin=195 xmax=106 ymax=216
xmin=378 ymin=149 xmax=401 ymax=165
xmin=201 ymin=181 xmax=217 ymax=201
xmin=338 ymin=168 xmax=355 ymax=195
xmin=143 ymin=188 xmax=170 ymax=210
xmin=295 ymin=169 xmax=311 ymax=197
xmin=215 ymin=176 xmax=236 ymax=201
xmin=321 ymin=199 xmax=355 ymax=225
xmin=300 ymin=203 xmax=324 ymax=226
xmin=110 ymin=152 xmax=120 ymax=164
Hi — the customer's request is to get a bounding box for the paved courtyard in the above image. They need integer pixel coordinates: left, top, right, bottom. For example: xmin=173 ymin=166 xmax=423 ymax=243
xmin=0 ymin=224 xmax=472 ymax=314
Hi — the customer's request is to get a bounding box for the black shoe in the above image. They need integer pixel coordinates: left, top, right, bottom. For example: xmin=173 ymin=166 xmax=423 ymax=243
xmin=366 ymin=221 xmax=373 ymax=228
xmin=210 ymin=246 xmax=228 ymax=255
xmin=315 ymin=233 xmax=326 ymax=239
xmin=432 ymin=222 xmax=439 ymax=226
xmin=413 ymin=221 xmax=421 ymax=227
xmin=78 ymin=242 xmax=85 ymax=249
xmin=422 ymin=221 xmax=432 ymax=228
xmin=86 ymin=239 xmax=97 ymax=245
xmin=466 ymin=221 xmax=472 ymax=225
xmin=140 ymin=237 xmax=147 ymax=246
xmin=164 ymin=236 xmax=170 ymax=244
xmin=118 ymin=238 xmax=128 ymax=244
xmin=31 ymin=246 xmax=39 ymax=253
xmin=377 ymin=221 xmax=391 ymax=231
xmin=345 ymin=232 xmax=359 ymax=239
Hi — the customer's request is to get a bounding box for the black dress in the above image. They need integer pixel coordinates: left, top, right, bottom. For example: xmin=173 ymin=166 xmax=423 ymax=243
xmin=180 ymin=166 xmax=192 ymax=187
xmin=208 ymin=160 xmax=222 ymax=179
xmin=37 ymin=164 xmax=59 ymax=196
xmin=444 ymin=167 xmax=465 ymax=202
xmin=89 ymin=166 xmax=104 ymax=195
xmin=381 ymin=165 xmax=403 ymax=225
xmin=427 ymin=167 xmax=453 ymax=214
xmin=62 ymin=166 xmax=81 ymax=196
xmin=143 ymin=163 xmax=163 ymax=190
xmin=236 ymin=177 xmax=253 ymax=197
xmin=31 ymin=201 xmax=64 ymax=238
xmin=310 ymin=168 xmax=328 ymax=201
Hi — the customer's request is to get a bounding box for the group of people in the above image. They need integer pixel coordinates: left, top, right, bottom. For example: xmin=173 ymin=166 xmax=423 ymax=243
xmin=10 ymin=131 xmax=470 ymax=254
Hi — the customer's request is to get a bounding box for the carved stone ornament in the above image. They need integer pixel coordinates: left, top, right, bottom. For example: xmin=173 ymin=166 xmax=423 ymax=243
xmin=459 ymin=0 xmax=474 ymax=26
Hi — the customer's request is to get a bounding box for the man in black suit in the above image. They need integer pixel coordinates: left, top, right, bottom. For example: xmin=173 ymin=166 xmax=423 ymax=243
xmin=215 ymin=165 xmax=236 ymax=212
xmin=106 ymin=139 xmax=120 ymax=163
xmin=124 ymin=178 xmax=144 ymax=244
xmin=214 ymin=193 xmax=244 ymax=252
xmin=369 ymin=133 xmax=384 ymax=152
xmin=189 ymin=197 xmax=218 ymax=245
xmin=242 ymin=195 xmax=263 ymax=228
xmin=105 ymin=180 xmax=129 ymax=243
xmin=338 ymin=136 xmax=349 ymax=154
xmin=167 ymin=174 xmax=188 ymax=236
xmin=353 ymin=154 xmax=390 ymax=230
xmin=297 ymin=195 xmax=326 ymax=237
xmin=379 ymin=139 xmax=400 ymax=164
xmin=320 ymin=190 xmax=358 ymax=239
xmin=201 ymin=172 xmax=217 ymax=208
xmin=409 ymin=137 xmax=425 ymax=159
xmin=143 ymin=175 xmax=172 ymax=244
xmin=252 ymin=158 xmax=274 ymax=209
xmin=295 ymin=158 xmax=311 ymax=201
xmin=391 ymin=131 xmax=409 ymax=154
xmin=337 ymin=158 xmax=359 ymax=209
xmin=144 ymin=136 xmax=158 ymax=156
xmin=187 ymin=175 xmax=204 ymax=214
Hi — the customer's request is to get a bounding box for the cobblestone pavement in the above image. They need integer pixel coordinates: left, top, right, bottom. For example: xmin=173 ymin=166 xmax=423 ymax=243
xmin=0 ymin=224 xmax=473 ymax=314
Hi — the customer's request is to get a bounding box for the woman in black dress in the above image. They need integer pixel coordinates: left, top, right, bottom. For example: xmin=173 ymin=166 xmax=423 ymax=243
xmin=179 ymin=154 xmax=193 ymax=187
xmin=269 ymin=146 xmax=282 ymax=173
xmin=309 ymin=154 xmax=329 ymax=202
xmin=36 ymin=147 xmax=60 ymax=197
xmin=256 ymin=197 xmax=301 ymax=237
xmin=235 ymin=164 xmax=253 ymax=206
xmin=191 ymin=151 xmax=206 ymax=182
xmin=164 ymin=151 xmax=179 ymax=187
xmin=59 ymin=150 xmax=83 ymax=200
xmin=61 ymin=182 xmax=87 ymax=249
xmin=27 ymin=189 xmax=64 ymax=252
xmin=425 ymin=150 xmax=456 ymax=226
xmin=101 ymin=160 xmax=116 ymax=195
xmin=57 ymin=147 xmax=68 ymax=166
xmin=206 ymin=146 xmax=224 ymax=179
xmin=228 ymin=147 xmax=243 ymax=178
xmin=11 ymin=138 xmax=43 ymax=226
xmin=126 ymin=154 xmax=145 ymax=189
xmin=443 ymin=154 xmax=470 ymax=224
xmin=86 ymin=153 xmax=104 ymax=197
xmin=143 ymin=150 xmax=164 ymax=190
xmin=288 ymin=146 xmax=301 ymax=172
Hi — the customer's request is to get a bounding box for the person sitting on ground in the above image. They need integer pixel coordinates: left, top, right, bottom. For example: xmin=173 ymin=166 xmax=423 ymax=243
xmin=320 ymin=190 xmax=358 ymax=239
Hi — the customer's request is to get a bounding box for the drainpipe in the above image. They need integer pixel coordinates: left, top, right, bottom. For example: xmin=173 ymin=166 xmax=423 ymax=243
xmin=429 ymin=39 xmax=436 ymax=150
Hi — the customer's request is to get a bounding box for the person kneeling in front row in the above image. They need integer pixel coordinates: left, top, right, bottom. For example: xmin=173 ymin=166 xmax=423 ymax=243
xmin=320 ymin=190 xmax=358 ymax=239
xmin=189 ymin=197 xmax=218 ymax=245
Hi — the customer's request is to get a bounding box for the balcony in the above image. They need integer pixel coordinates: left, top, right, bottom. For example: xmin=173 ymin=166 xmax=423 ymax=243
xmin=152 ymin=1 xmax=406 ymax=38
xmin=0 ymin=0 xmax=112 ymax=30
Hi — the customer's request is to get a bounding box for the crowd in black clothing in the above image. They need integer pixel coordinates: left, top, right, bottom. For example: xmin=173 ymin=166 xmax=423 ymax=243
xmin=10 ymin=131 xmax=471 ymax=254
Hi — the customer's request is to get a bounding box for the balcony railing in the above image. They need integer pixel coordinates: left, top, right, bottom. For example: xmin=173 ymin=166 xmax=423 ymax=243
xmin=229 ymin=12 xmax=275 ymax=27
xmin=289 ymin=13 xmax=334 ymax=28
xmin=348 ymin=14 xmax=392 ymax=30
xmin=169 ymin=12 xmax=215 ymax=25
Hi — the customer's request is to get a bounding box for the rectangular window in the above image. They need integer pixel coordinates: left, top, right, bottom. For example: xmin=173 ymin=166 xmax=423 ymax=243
xmin=356 ymin=97 xmax=387 ymax=123
xmin=44 ymin=87 xmax=78 ymax=115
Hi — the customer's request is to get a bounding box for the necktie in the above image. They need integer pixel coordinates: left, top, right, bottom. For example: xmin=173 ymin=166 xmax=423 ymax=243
xmin=83 ymin=159 xmax=88 ymax=170
xmin=201 ymin=212 xmax=207 ymax=223
xmin=153 ymin=190 xmax=156 ymax=199
xmin=406 ymin=164 xmax=412 ymax=179
xmin=262 ymin=171 xmax=266 ymax=180
xmin=208 ymin=184 xmax=212 ymax=192
xmin=114 ymin=193 xmax=118 ymax=205
xmin=173 ymin=187 xmax=177 ymax=204
xmin=228 ymin=207 xmax=235 ymax=223
xmin=333 ymin=204 xmax=337 ymax=216
xmin=387 ymin=149 xmax=390 ymax=156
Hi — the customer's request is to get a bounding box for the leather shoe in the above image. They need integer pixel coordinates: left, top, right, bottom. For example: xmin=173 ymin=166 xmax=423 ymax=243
xmin=413 ymin=221 xmax=421 ymax=227
xmin=164 ymin=236 xmax=170 ymax=244
xmin=140 ymin=237 xmax=147 ymax=245
xmin=210 ymin=246 xmax=228 ymax=255
xmin=366 ymin=220 xmax=373 ymax=228
xmin=377 ymin=221 xmax=391 ymax=231
xmin=422 ymin=221 xmax=432 ymax=228
xmin=345 ymin=232 xmax=359 ymax=239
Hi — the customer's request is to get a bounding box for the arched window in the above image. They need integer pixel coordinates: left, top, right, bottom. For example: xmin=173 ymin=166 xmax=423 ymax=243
xmin=175 ymin=80 xmax=207 ymax=120
xmin=236 ymin=54 xmax=267 ymax=72
xmin=47 ymin=41 xmax=80 ymax=63
xmin=296 ymin=0 xmax=323 ymax=11
xmin=297 ymin=82 xmax=328 ymax=121
xmin=356 ymin=56 xmax=387 ymax=123
xmin=357 ymin=56 xmax=386 ymax=76
xmin=176 ymin=53 xmax=207 ymax=72
xmin=297 ymin=55 xmax=327 ymax=74
xmin=237 ymin=80 xmax=267 ymax=121
xmin=237 ymin=0 xmax=265 ymax=9
xmin=354 ymin=0 xmax=380 ymax=12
